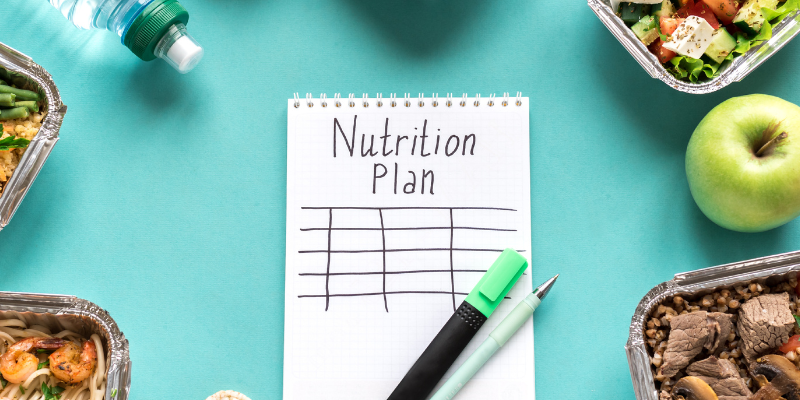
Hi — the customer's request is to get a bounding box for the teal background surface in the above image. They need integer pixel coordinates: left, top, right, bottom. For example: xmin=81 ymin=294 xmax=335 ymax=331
xmin=2 ymin=0 xmax=800 ymax=398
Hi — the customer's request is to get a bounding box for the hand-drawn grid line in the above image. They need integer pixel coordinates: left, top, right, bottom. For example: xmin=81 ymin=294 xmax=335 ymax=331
xmin=298 ymin=207 xmax=519 ymax=312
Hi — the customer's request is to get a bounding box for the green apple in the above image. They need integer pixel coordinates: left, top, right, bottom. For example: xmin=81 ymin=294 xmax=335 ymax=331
xmin=686 ymin=94 xmax=800 ymax=232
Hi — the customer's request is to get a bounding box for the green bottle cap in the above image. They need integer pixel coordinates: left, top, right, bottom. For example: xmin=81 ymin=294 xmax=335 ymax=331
xmin=464 ymin=249 xmax=528 ymax=317
xmin=123 ymin=0 xmax=190 ymax=61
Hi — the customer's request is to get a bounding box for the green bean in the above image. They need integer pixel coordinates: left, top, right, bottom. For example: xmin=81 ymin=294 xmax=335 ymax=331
xmin=0 ymin=85 xmax=38 ymax=102
xmin=13 ymin=101 xmax=38 ymax=113
xmin=0 ymin=93 xmax=14 ymax=107
xmin=0 ymin=107 xmax=29 ymax=120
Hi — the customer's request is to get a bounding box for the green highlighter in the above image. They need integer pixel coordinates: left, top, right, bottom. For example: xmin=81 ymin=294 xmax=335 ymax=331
xmin=388 ymin=249 xmax=528 ymax=400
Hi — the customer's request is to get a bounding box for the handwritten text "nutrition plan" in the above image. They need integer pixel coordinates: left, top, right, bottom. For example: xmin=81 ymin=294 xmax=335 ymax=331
xmin=333 ymin=116 xmax=477 ymax=195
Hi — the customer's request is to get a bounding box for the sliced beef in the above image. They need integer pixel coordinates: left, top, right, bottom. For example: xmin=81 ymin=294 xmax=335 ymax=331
xmin=659 ymin=312 xmax=710 ymax=378
xmin=737 ymin=292 xmax=795 ymax=364
xmin=686 ymin=356 xmax=752 ymax=399
xmin=706 ymin=312 xmax=734 ymax=354
xmin=658 ymin=311 xmax=736 ymax=378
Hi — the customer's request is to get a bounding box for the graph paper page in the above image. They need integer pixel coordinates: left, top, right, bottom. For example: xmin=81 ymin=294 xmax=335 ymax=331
xmin=284 ymin=97 xmax=533 ymax=399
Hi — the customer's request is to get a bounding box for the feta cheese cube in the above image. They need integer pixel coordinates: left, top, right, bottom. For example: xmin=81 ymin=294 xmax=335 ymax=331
xmin=663 ymin=16 xmax=715 ymax=59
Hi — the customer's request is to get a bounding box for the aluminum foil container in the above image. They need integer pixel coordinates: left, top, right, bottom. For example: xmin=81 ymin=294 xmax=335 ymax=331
xmin=626 ymin=250 xmax=800 ymax=399
xmin=0 ymin=291 xmax=131 ymax=399
xmin=589 ymin=0 xmax=800 ymax=93
xmin=0 ymin=41 xmax=65 ymax=231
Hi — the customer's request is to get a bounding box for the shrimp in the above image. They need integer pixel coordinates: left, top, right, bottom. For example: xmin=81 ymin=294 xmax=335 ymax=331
xmin=48 ymin=340 xmax=97 ymax=384
xmin=0 ymin=337 xmax=65 ymax=383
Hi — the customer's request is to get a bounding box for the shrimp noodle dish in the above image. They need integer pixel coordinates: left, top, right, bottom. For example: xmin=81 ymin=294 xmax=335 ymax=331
xmin=0 ymin=318 xmax=105 ymax=400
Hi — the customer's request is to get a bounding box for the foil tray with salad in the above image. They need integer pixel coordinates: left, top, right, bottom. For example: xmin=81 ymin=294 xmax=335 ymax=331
xmin=617 ymin=0 xmax=800 ymax=82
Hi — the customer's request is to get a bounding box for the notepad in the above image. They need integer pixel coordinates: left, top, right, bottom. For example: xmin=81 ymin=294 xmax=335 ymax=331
xmin=284 ymin=94 xmax=533 ymax=399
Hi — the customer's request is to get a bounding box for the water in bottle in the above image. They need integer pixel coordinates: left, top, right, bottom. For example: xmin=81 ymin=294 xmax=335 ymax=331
xmin=47 ymin=0 xmax=204 ymax=73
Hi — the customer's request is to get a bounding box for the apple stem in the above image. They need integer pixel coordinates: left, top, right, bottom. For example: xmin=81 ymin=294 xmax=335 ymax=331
xmin=756 ymin=131 xmax=788 ymax=157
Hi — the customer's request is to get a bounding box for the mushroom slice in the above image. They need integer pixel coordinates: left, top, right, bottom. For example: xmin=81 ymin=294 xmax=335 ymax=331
xmin=751 ymin=354 xmax=800 ymax=400
xmin=672 ymin=376 xmax=719 ymax=400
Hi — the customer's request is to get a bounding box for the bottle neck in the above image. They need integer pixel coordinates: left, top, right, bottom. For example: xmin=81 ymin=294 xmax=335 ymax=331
xmin=115 ymin=0 xmax=155 ymax=39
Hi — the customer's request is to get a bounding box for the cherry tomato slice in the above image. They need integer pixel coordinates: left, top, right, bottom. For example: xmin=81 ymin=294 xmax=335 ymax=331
xmin=780 ymin=335 xmax=800 ymax=354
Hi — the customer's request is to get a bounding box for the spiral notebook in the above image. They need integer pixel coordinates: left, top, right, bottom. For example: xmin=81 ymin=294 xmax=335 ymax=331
xmin=284 ymin=93 xmax=533 ymax=399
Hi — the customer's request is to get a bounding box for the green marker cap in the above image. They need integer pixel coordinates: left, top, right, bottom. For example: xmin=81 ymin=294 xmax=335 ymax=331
xmin=464 ymin=249 xmax=528 ymax=317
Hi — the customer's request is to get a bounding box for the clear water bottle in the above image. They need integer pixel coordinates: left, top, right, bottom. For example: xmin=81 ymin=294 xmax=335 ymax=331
xmin=48 ymin=0 xmax=204 ymax=73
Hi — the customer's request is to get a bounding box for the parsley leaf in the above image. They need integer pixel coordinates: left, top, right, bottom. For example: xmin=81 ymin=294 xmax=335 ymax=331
xmin=41 ymin=382 xmax=63 ymax=400
xmin=19 ymin=385 xmax=24 ymax=394
xmin=0 ymin=376 xmax=6 ymax=388
xmin=794 ymin=314 xmax=800 ymax=328
xmin=112 ymin=388 xmax=118 ymax=397
xmin=37 ymin=359 xmax=49 ymax=370
xmin=0 ymin=135 xmax=30 ymax=151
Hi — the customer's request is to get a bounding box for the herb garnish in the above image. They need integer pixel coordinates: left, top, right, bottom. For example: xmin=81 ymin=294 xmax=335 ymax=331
xmin=38 ymin=359 xmax=49 ymax=370
xmin=794 ymin=314 xmax=800 ymax=328
xmin=112 ymin=388 xmax=118 ymax=397
xmin=0 ymin=375 xmax=6 ymax=388
xmin=0 ymin=133 xmax=30 ymax=151
xmin=19 ymin=385 xmax=25 ymax=394
xmin=41 ymin=382 xmax=64 ymax=400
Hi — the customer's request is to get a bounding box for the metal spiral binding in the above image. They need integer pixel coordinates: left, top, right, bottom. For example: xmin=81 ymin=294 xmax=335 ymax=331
xmin=293 ymin=93 xmax=523 ymax=108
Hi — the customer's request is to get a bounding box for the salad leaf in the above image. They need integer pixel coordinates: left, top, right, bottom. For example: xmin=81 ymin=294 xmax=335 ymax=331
xmin=0 ymin=134 xmax=30 ymax=151
xmin=666 ymin=0 xmax=800 ymax=82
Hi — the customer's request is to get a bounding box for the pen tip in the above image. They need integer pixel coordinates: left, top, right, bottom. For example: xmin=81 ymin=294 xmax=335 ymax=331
xmin=533 ymin=274 xmax=559 ymax=301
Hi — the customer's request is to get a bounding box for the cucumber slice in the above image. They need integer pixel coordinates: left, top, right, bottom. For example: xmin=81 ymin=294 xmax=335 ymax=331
xmin=621 ymin=2 xmax=653 ymax=25
xmin=631 ymin=15 xmax=660 ymax=45
xmin=652 ymin=0 xmax=676 ymax=18
xmin=704 ymin=28 xmax=737 ymax=63
xmin=732 ymin=0 xmax=779 ymax=35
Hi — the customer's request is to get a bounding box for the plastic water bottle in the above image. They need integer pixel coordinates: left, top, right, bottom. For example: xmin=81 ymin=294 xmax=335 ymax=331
xmin=48 ymin=0 xmax=204 ymax=73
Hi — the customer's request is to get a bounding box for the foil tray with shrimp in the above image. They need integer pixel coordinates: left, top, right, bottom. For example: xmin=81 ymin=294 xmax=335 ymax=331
xmin=0 ymin=41 xmax=65 ymax=232
xmin=0 ymin=292 xmax=131 ymax=399
xmin=626 ymin=250 xmax=800 ymax=399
